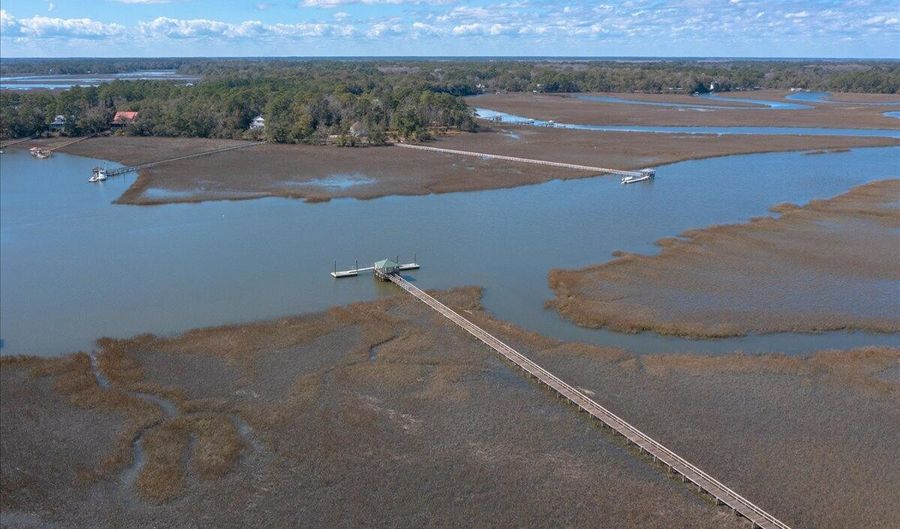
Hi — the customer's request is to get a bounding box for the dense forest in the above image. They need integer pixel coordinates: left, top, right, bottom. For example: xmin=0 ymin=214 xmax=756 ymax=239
xmin=2 ymin=59 xmax=898 ymax=141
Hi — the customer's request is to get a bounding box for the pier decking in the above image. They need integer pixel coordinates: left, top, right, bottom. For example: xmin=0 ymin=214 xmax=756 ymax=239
xmin=0 ymin=137 xmax=36 ymax=150
xmin=47 ymin=134 xmax=95 ymax=153
xmin=99 ymin=141 xmax=267 ymax=179
xmin=394 ymin=142 xmax=648 ymax=178
xmin=331 ymin=262 xmax=420 ymax=278
xmin=388 ymin=273 xmax=792 ymax=529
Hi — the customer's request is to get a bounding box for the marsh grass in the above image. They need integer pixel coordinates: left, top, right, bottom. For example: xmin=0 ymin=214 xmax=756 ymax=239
xmin=550 ymin=180 xmax=900 ymax=337
xmin=4 ymin=285 xmax=896 ymax=528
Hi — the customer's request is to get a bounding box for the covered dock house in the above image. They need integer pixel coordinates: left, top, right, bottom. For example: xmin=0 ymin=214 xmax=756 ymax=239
xmin=373 ymin=258 xmax=401 ymax=281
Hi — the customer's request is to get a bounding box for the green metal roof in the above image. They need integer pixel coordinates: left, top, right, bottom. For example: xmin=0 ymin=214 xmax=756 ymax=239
xmin=374 ymin=259 xmax=400 ymax=270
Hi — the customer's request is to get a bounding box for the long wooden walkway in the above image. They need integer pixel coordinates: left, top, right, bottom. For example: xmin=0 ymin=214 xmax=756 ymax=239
xmin=0 ymin=137 xmax=35 ymax=149
xmin=104 ymin=141 xmax=267 ymax=178
xmin=394 ymin=142 xmax=645 ymax=178
xmin=47 ymin=134 xmax=96 ymax=152
xmin=389 ymin=274 xmax=791 ymax=529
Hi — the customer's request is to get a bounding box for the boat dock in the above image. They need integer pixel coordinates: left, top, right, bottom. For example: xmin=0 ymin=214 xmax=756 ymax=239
xmin=331 ymin=261 xmax=420 ymax=278
xmin=387 ymin=272 xmax=792 ymax=529
xmin=394 ymin=142 xmax=650 ymax=179
xmin=95 ymin=141 xmax=267 ymax=179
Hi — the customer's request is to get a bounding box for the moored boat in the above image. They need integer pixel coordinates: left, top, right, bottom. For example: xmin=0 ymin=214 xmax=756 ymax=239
xmin=29 ymin=147 xmax=52 ymax=159
xmin=621 ymin=168 xmax=656 ymax=184
xmin=88 ymin=167 xmax=108 ymax=183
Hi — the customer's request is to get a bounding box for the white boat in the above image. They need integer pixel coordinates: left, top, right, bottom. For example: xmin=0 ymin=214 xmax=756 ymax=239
xmin=89 ymin=167 xmax=108 ymax=183
xmin=621 ymin=168 xmax=656 ymax=184
xmin=30 ymin=147 xmax=51 ymax=159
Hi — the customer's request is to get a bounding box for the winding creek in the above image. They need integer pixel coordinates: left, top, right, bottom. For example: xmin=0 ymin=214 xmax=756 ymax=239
xmin=2 ymin=140 xmax=898 ymax=357
xmin=86 ymin=348 xmax=260 ymax=493
xmin=574 ymin=91 xmax=900 ymax=110
xmin=474 ymin=108 xmax=900 ymax=138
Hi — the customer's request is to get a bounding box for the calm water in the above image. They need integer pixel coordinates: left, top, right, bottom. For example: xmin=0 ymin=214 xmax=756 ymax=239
xmin=785 ymin=91 xmax=900 ymax=106
xmin=474 ymin=108 xmax=900 ymax=138
xmin=0 ymin=70 xmax=200 ymax=90
xmin=697 ymin=93 xmax=810 ymax=109
xmin=2 ymin=147 xmax=898 ymax=356
xmin=575 ymin=94 xmax=756 ymax=110
xmin=576 ymin=91 xmax=900 ymax=109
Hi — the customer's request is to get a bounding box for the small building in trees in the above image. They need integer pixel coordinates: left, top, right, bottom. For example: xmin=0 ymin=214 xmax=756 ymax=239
xmin=50 ymin=115 xmax=67 ymax=132
xmin=349 ymin=121 xmax=368 ymax=138
xmin=250 ymin=115 xmax=266 ymax=130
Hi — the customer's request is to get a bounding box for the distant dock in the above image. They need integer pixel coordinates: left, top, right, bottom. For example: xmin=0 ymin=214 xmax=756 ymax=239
xmin=331 ymin=260 xmax=420 ymax=278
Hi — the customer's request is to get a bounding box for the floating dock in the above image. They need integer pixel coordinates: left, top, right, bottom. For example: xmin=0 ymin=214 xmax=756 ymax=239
xmin=331 ymin=262 xmax=420 ymax=278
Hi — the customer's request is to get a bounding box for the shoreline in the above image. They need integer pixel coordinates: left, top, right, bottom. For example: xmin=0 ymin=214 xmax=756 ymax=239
xmin=548 ymin=180 xmax=900 ymax=339
xmin=8 ymin=129 xmax=899 ymax=206
xmin=469 ymin=91 xmax=900 ymax=129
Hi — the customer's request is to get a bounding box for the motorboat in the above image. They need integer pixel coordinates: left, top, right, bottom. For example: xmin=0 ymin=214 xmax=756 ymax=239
xmin=89 ymin=167 xmax=108 ymax=183
xmin=30 ymin=147 xmax=52 ymax=159
xmin=622 ymin=168 xmax=656 ymax=184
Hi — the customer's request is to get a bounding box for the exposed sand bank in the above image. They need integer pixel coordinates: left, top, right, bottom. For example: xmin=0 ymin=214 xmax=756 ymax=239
xmin=2 ymin=286 xmax=897 ymax=528
xmin=13 ymin=130 xmax=899 ymax=205
xmin=470 ymin=91 xmax=900 ymax=129
xmin=549 ymin=180 xmax=900 ymax=338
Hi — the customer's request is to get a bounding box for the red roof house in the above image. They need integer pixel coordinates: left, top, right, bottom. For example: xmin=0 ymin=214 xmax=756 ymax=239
xmin=112 ymin=111 xmax=139 ymax=126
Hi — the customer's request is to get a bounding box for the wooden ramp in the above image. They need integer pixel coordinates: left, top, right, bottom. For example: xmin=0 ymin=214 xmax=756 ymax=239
xmin=389 ymin=273 xmax=792 ymax=529
xmin=394 ymin=142 xmax=646 ymax=178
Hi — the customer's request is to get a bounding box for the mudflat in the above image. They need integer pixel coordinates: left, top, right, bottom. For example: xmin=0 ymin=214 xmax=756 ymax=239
xmin=549 ymin=180 xmax=900 ymax=338
xmin=17 ymin=129 xmax=900 ymax=205
xmin=469 ymin=91 xmax=900 ymax=128
xmin=2 ymin=287 xmax=896 ymax=529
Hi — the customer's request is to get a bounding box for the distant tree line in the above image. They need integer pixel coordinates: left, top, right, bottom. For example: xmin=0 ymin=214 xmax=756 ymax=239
xmin=1 ymin=59 xmax=897 ymax=140
xmin=0 ymin=63 xmax=477 ymax=141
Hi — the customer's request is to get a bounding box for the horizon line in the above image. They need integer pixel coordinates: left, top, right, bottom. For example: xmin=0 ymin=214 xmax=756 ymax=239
xmin=3 ymin=55 xmax=900 ymax=61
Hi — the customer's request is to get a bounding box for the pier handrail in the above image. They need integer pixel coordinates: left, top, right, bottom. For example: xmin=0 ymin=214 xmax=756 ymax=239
xmin=390 ymin=274 xmax=792 ymax=529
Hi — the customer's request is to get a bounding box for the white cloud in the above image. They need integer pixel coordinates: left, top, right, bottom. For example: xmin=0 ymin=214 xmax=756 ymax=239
xmin=47 ymin=2 xmax=56 ymax=12
xmin=366 ymin=21 xmax=402 ymax=37
xmin=411 ymin=21 xmax=441 ymax=36
xmin=0 ymin=10 xmax=16 ymax=31
xmin=301 ymin=0 xmax=450 ymax=7
xmin=864 ymin=15 xmax=899 ymax=25
xmin=1 ymin=0 xmax=898 ymax=54
xmin=137 ymin=17 xmax=356 ymax=39
xmin=1 ymin=12 xmax=126 ymax=39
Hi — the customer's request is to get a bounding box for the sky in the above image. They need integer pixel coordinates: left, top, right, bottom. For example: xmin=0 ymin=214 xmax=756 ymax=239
xmin=0 ymin=0 xmax=898 ymax=58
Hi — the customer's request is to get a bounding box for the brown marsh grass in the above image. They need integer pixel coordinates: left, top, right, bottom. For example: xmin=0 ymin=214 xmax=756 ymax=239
xmin=550 ymin=179 xmax=900 ymax=337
